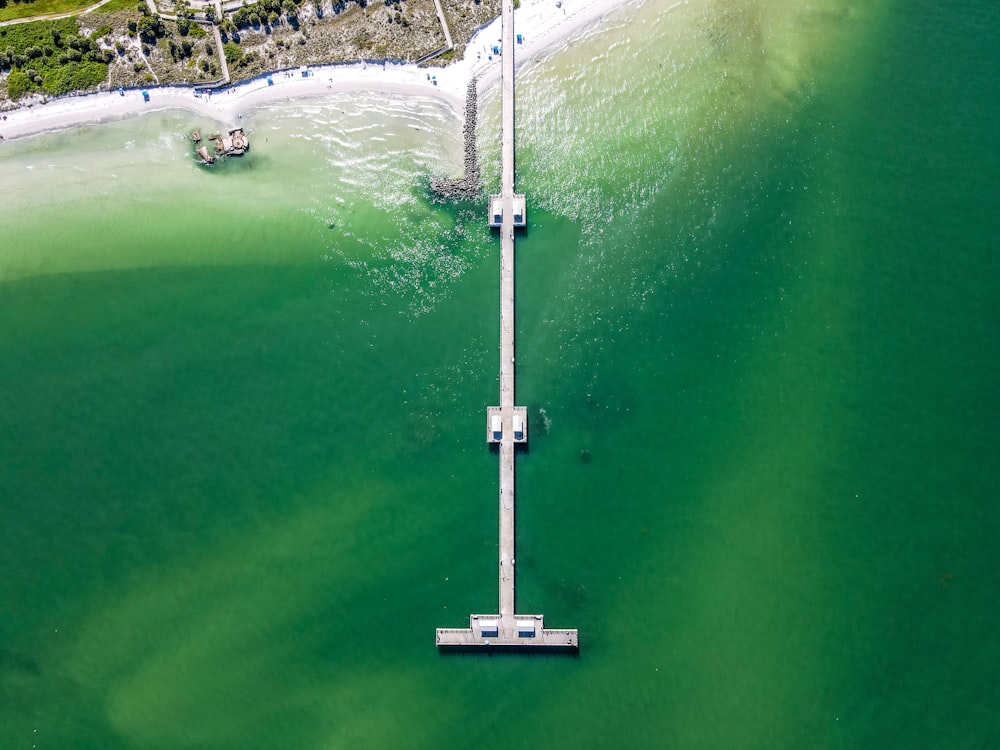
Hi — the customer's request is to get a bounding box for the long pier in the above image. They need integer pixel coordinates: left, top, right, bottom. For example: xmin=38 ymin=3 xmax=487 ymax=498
xmin=436 ymin=0 xmax=578 ymax=652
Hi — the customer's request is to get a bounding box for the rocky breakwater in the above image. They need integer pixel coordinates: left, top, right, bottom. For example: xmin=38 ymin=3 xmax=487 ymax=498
xmin=430 ymin=78 xmax=481 ymax=202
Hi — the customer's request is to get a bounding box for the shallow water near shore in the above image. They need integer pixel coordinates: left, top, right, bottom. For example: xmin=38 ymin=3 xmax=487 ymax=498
xmin=2 ymin=0 xmax=998 ymax=747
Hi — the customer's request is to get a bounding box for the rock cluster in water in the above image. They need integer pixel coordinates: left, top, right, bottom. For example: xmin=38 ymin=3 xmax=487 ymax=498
xmin=430 ymin=78 xmax=481 ymax=202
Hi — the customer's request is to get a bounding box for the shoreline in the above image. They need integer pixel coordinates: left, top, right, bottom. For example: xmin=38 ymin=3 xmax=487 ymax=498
xmin=0 ymin=0 xmax=637 ymax=144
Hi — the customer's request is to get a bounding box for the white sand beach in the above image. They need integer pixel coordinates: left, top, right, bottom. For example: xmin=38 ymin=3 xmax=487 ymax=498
xmin=0 ymin=0 xmax=636 ymax=142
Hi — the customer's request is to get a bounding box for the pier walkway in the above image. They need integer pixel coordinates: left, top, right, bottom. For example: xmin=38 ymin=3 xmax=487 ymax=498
xmin=436 ymin=0 xmax=578 ymax=652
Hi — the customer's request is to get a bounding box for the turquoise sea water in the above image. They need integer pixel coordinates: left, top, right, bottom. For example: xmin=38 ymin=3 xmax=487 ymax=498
xmin=1 ymin=0 xmax=998 ymax=747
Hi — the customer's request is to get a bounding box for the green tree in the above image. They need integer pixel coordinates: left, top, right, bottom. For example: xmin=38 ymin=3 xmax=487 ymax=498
xmin=137 ymin=16 xmax=165 ymax=44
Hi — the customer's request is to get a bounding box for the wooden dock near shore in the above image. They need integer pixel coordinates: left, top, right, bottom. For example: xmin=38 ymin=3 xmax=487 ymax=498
xmin=436 ymin=0 xmax=578 ymax=653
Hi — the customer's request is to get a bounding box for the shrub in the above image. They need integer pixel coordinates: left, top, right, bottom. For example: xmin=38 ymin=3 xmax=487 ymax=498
xmin=223 ymin=41 xmax=242 ymax=64
xmin=42 ymin=61 xmax=108 ymax=95
xmin=6 ymin=69 xmax=32 ymax=99
xmin=90 ymin=24 xmax=112 ymax=41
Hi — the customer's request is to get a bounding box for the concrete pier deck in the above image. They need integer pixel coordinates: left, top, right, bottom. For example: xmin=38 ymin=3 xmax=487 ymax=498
xmin=436 ymin=0 xmax=578 ymax=652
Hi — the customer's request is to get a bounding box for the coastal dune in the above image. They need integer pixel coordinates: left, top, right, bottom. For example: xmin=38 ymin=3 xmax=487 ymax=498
xmin=0 ymin=0 xmax=636 ymax=143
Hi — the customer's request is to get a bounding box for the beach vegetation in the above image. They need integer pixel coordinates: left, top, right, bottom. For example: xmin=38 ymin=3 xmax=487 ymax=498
xmin=166 ymin=37 xmax=194 ymax=61
xmin=0 ymin=17 xmax=76 ymax=51
xmin=352 ymin=30 xmax=369 ymax=49
xmin=223 ymin=40 xmax=241 ymax=63
xmin=137 ymin=15 xmax=165 ymax=44
xmin=0 ymin=18 xmax=109 ymax=100
xmin=5 ymin=69 xmax=31 ymax=98
xmin=89 ymin=23 xmax=113 ymax=41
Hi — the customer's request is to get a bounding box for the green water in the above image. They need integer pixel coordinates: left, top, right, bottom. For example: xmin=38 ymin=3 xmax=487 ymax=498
xmin=2 ymin=0 xmax=998 ymax=747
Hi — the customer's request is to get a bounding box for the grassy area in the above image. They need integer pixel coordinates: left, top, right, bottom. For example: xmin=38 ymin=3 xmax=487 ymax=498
xmin=94 ymin=0 xmax=140 ymax=13
xmin=0 ymin=0 xmax=102 ymax=23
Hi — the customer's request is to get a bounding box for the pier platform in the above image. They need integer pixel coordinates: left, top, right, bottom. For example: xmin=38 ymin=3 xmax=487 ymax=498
xmin=436 ymin=615 xmax=578 ymax=650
